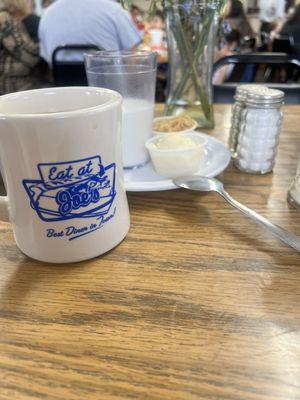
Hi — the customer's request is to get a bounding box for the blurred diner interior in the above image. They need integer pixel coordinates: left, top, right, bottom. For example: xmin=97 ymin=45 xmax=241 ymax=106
xmin=0 ymin=0 xmax=300 ymax=103
xmin=0 ymin=4 xmax=300 ymax=394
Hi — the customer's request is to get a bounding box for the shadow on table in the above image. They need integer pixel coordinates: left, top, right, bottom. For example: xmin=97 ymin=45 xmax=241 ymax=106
xmin=0 ymin=256 xmax=90 ymax=311
xmin=129 ymin=189 xmax=212 ymax=225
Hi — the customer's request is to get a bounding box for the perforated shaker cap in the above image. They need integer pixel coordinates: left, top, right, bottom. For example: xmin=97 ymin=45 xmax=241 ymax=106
xmin=245 ymin=87 xmax=285 ymax=106
xmin=234 ymin=84 xmax=269 ymax=102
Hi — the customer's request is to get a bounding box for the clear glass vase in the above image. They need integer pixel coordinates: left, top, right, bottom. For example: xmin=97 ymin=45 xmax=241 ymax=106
xmin=164 ymin=0 xmax=220 ymax=129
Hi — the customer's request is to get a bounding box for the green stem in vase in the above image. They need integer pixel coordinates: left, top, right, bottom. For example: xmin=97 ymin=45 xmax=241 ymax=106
xmin=165 ymin=5 xmax=212 ymax=123
xmin=120 ymin=0 xmax=131 ymax=10
xmin=165 ymin=6 xmax=215 ymax=121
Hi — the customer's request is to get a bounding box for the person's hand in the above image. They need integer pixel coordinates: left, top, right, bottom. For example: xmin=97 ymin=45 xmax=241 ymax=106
xmin=274 ymin=20 xmax=283 ymax=34
xmin=270 ymin=30 xmax=277 ymax=41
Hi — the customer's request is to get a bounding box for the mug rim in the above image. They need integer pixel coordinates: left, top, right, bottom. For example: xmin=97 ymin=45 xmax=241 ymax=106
xmin=0 ymin=86 xmax=122 ymax=119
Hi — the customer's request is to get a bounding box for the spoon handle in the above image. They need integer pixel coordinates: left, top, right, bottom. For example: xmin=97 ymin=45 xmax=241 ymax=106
xmin=219 ymin=190 xmax=300 ymax=253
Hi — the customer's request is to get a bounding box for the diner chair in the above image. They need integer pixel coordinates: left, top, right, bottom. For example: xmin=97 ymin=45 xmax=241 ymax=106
xmin=52 ymin=44 xmax=101 ymax=87
xmin=272 ymin=35 xmax=295 ymax=54
xmin=213 ymin=53 xmax=300 ymax=104
xmin=156 ymin=63 xmax=168 ymax=102
xmin=266 ymin=36 xmax=296 ymax=82
xmin=0 ymin=179 xmax=5 ymax=195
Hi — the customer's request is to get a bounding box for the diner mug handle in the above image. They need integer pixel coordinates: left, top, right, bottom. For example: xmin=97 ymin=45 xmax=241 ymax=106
xmin=0 ymin=195 xmax=9 ymax=222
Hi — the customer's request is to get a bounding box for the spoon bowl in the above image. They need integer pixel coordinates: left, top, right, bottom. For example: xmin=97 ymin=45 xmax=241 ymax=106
xmin=174 ymin=175 xmax=223 ymax=193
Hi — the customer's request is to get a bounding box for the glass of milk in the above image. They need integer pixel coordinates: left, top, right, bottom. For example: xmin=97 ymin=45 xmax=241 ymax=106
xmin=85 ymin=51 xmax=157 ymax=169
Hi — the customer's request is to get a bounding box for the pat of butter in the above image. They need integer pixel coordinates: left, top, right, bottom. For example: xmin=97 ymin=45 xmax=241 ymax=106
xmin=156 ymin=134 xmax=197 ymax=150
xmin=145 ymin=132 xmax=206 ymax=179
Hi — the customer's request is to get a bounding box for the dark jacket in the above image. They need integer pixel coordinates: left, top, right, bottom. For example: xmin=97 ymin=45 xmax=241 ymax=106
xmin=23 ymin=14 xmax=40 ymax=42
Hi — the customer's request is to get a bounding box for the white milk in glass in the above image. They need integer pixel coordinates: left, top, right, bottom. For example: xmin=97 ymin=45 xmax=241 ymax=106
xmin=85 ymin=57 xmax=156 ymax=168
xmin=122 ymin=98 xmax=154 ymax=168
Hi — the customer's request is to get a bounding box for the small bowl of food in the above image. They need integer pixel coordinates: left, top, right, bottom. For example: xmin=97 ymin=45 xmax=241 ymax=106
xmin=145 ymin=132 xmax=207 ymax=179
xmin=153 ymin=114 xmax=198 ymax=135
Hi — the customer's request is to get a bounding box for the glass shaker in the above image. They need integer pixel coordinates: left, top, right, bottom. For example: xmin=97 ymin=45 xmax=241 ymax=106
xmin=228 ymin=85 xmax=272 ymax=158
xmin=234 ymin=88 xmax=284 ymax=174
xmin=228 ymin=84 xmax=261 ymax=157
xmin=288 ymin=159 xmax=300 ymax=210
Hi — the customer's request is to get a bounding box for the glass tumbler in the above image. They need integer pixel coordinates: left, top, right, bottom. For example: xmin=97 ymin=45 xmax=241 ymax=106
xmin=85 ymin=51 xmax=157 ymax=169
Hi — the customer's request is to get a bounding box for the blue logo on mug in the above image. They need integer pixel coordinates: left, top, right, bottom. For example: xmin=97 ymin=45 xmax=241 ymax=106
xmin=23 ymin=156 xmax=116 ymax=222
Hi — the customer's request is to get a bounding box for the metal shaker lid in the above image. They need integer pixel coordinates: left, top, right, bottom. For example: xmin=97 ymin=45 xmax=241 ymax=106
xmin=234 ymin=84 xmax=268 ymax=102
xmin=245 ymin=87 xmax=284 ymax=106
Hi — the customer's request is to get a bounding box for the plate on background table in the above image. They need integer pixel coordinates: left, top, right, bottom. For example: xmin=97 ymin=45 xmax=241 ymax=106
xmin=124 ymin=132 xmax=231 ymax=192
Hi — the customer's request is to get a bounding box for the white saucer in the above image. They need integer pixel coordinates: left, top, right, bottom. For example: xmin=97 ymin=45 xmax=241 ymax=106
xmin=124 ymin=132 xmax=231 ymax=192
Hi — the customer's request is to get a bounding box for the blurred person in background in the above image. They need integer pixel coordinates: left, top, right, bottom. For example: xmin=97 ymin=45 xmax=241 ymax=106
xmin=22 ymin=0 xmax=40 ymax=41
xmin=259 ymin=0 xmax=285 ymax=49
xmin=223 ymin=0 xmax=253 ymax=39
xmin=149 ymin=10 xmax=165 ymax=31
xmin=42 ymin=0 xmax=55 ymax=7
xmin=144 ymin=10 xmax=167 ymax=52
xmin=280 ymin=4 xmax=300 ymax=56
xmin=130 ymin=4 xmax=146 ymax=35
xmin=32 ymin=0 xmax=56 ymax=16
xmin=214 ymin=29 xmax=241 ymax=84
xmin=39 ymin=0 xmax=142 ymax=64
xmin=285 ymin=0 xmax=295 ymax=13
xmin=0 ymin=0 xmax=41 ymax=94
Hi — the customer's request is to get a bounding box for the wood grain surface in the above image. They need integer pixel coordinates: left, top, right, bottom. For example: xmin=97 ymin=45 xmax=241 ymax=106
xmin=0 ymin=104 xmax=299 ymax=400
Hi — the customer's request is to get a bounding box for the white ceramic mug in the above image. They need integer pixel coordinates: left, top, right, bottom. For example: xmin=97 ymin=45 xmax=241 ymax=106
xmin=0 ymin=87 xmax=130 ymax=263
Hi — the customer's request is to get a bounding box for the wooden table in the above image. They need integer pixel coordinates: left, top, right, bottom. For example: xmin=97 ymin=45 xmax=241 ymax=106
xmin=0 ymin=104 xmax=299 ymax=400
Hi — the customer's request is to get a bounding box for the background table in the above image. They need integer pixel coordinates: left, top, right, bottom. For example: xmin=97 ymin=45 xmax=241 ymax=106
xmin=0 ymin=104 xmax=299 ymax=400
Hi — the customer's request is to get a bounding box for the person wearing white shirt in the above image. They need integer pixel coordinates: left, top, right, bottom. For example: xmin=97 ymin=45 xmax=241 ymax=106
xmin=38 ymin=0 xmax=141 ymax=64
xmin=259 ymin=0 xmax=286 ymax=47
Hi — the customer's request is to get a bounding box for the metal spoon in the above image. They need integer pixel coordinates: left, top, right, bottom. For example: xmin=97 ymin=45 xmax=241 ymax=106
xmin=173 ymin=175 xmax=300 ymax=253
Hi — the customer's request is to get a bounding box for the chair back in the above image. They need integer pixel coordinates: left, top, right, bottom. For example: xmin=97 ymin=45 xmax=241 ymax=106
xmin=272 ymin=35 xmax=295 ymax=54
xmin=213 ymin=53 xmax=300 ymax=104
xmin=52 ymin=45 xmax=101 ymax=87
